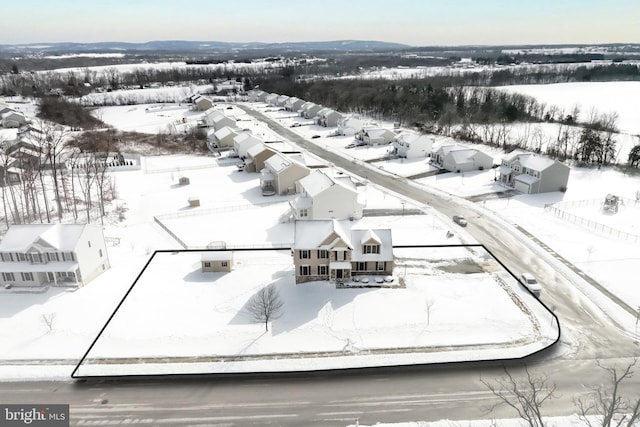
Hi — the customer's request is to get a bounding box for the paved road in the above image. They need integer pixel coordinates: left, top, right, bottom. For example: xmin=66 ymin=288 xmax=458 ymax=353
xmin=2 ymin=106 xmax=638 ymax=426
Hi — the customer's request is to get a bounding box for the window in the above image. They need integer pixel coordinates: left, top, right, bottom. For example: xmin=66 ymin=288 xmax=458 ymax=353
xmin=204 ymin=262 xmax=211 ymax=268
xmin=299 ymin=250 xmax=311 ymax=259
xmin=377 ymin=261 xmax=386 ymax=271
xmin=357 ymin=262 xmax=367 ymax=271
xmin=47 ymin=252 xmax=59 ymax=262
xmin=17 ymin=253 xmax=26 ymax=262
xmin=29 ymin=253 xmax=43 ymax=263
xmin=0 ymin=253 xmax=13 ymax=262
xmin=99 ymin=249 xmax=103 ymax=258
xmin=2 ymin=272 xmax=15 ymax=281
xmin=63 ymin=252 xmax=75 ymax=261
xmin=21 ymin=272 xmax=34 ymax=281
xmin=299 ymin=208 xmax=308 ymax=218
xmin=88 ymin=240 xmax=92 ymax=248
xmin=318 ymin=265 xmax=328 ymax=275
xmin=317 ymin=250 xmax=328 ymax=259
xmin=300 ymin=265 xmax=310 ymax=276
xmin=363 ymin=244 xmax=380 ymax=254
xmin=336 ymin=251 xmax=345 ymax=261
xmin=221 ymin=261 xmax=228 ymax=267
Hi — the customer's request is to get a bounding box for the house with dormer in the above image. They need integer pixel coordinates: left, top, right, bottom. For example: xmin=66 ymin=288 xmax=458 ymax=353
xmin=259 ymin=153 xmax=310 ymax=196
xmin=0 ymin=224 xmax=110 ymax=287
xmin=290 ymin=169 xmax=363 ymax=220
xmin=293 ymin=220 xmax=393 ymax=284
xmin=498 ymin=151 xmax=570 ymax=194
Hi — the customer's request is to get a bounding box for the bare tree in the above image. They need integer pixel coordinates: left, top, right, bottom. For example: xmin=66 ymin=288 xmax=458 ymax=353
xmin=482 ymin=365 xmax=557 ymax=427
xmin=575 ymin=359 xmax=640 ymax=427
xmin=246 ymin=284 xmax=284 ymax=332
xmin=424 ymin=298 xmax=435 ymax=326
xmin=41 ymin=313 xmax=56 ymax=332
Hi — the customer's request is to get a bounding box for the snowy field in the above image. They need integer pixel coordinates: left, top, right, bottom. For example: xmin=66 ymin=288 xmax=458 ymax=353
xmin=498 ymin=82 xmax=640 ymax=135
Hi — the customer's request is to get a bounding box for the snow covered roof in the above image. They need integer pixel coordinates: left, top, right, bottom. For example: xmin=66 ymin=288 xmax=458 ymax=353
xmin=449 ymin=148 xmax=480 ymax=163
xmin=351 ymin=228 xmax=393 ymax=261
xmin=519 ymin=154 xmax=556 ymax=171
xmin=214 ymin=126 xmax=239 ymax=140
xmin=298 ymin=170 xmax=333 ymax=197
xmin=247 ymin=143 xmax=271 ymax=158
xmin=201 ymin=251 xmax=233 ymax=262
xmin=213 ymin=114 xmax=235 ymax=124
xmin=0 ymin=224 xmax=92 ymax=252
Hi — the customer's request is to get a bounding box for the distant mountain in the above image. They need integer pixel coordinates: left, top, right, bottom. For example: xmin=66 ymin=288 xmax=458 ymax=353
xmin=0 ymin=40 xmax=411 ymax=54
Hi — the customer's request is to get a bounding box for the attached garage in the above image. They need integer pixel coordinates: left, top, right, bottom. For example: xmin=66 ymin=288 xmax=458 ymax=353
xmin=514 ymin=174 xmax=539 ymax=194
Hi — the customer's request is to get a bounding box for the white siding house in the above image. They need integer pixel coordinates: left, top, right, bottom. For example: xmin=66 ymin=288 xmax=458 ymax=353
xmin=233 ymin=133 xmax=263 ymax=158
xmin=356 ymin=126 xmax=396 ymax=146
xmin=337 ymin=114 xmax=372 ymax=136
xmin=212 ymin=126 xmax=244 ymax=148
xmin=260 ymin=153 xmax=311 ymax=196
xmin=290 ymin=169 xmax=364 ymax=220
xmin=0 ymin=224 xmax=110 ymax=287
xmin=1 ymin=111 xmax=27 ymax=128
xmin=284 ymin=97 xmax=305 ymax=112
xmin=432 ymin=144 xmax=493 ymax=172
xmin=498 ymin=151 xmax=570 ymax=194
xmin=392 ymin=132 xmax=435 ymax=158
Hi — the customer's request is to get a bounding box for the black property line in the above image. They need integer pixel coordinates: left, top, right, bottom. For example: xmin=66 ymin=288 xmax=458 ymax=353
xmin=71 ymin=245 xmax=560 ymax=380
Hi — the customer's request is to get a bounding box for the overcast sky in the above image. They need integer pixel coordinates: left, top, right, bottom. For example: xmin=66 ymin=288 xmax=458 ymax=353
xmin=2 ymin=0 xmax=639 ymax=46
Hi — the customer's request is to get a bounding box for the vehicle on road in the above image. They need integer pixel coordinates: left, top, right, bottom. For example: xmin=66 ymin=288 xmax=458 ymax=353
xmin=453 ymin=215 xmax=468 ymax=227
xmin=345 ymin=143 xmax=356 ymax=149
xmin=311 ymin=134 xmax=321 ymax=139
xmin=519 ymin=273 xmax=542 ymax=297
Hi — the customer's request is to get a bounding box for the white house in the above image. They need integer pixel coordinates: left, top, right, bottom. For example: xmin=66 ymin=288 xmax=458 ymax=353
xmin=247 ymin=90 xmax=267 ymax=102
xmin=392 ymin=132 xmax=435 ymax=158
xmin=284 ymin=97 xmax=305 ymax=112
xmin=265 ymin=93 xmax=279 ymax=106
xmin=290 ymin=169 xmax=364 ymax=220
xmin=498 ymin=151 xmax=570 ymax=194
xmin=337 ymin=114 xmax=374 ymax=136
xmin=233 ymin=133 xmax=263 ymax=158
xmin=194 ymin=96 xmax=214 ymax=111
xmin=211 ymin=114 xmax=237 ymax=131
xmin=276 ymin=94 xmax=290 ymax=107
xmin=356 ymin=126 xmax=396 ymax=146
xmin=260 ymin=153 xmax=311 ymax=196
xmin=292 ymin=220 xmax=394 ymax=284
xmin=315 ymin=109 xmax=343 ymax=127
xmin=299 ymin=102 xmax=323 ymax=119
xmin=432 ymin=144 xmax=494 ymax=173
xmin=0 ymin=224 xmax=110 ymax=287
xmin=200 ymin=108 xmax=224 ymax=127
xmin=212 ymin=126 xmax=244 ymax=148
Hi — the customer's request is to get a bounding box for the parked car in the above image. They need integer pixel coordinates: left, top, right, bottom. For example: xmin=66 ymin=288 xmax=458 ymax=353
xmin=453 ymin=215 xmax=468 ymax=227
xmin=519 ymin=273 xmax=542 ymax=297
xmin=290 ymin=123 xmax=302 ymax=127
xmin=345 ymin=143 xmax=356 ymax=149
xmin=311 ymin=135 xmax=321 ymax=139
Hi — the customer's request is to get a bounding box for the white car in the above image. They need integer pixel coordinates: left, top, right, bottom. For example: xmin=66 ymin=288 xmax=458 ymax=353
xmin=520 ymin=273 xmax=542 ymax=297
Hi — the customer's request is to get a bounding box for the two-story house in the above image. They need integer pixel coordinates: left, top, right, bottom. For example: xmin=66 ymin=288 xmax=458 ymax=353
xmin=293 ymin=220 xmax=393 ymax=284
xmin=259 ymin=153 xmax=310 ymax=195
xmin=290 ymin=169 xmax=364 ymax=220
xmin=0 ymin=224 xmax=110 ymax=287
xmin=498 ymin=151 xmax=570 ymax=194
xmin=392 ymin=132 xmax=435 ymax=158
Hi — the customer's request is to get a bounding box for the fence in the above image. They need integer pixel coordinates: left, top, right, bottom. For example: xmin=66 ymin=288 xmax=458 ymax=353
xmin=550 ymin=196 xmax=637 ymax=211
xmin=153 ymin=217 xmax=188 ymax=249
xmin=544 ymin=202 xmax=640 ymax=243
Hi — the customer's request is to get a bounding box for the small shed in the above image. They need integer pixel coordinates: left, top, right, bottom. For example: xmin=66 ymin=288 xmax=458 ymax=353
xmin=201 ymin=251 xmax=233 ymax=273
xmin=188 ymin=196 xmax=200 ymax=207
xmin=179 ymin=176 xmax=190 ymax=185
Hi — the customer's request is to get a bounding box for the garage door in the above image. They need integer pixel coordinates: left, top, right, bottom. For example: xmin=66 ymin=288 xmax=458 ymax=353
xmin=514 ymin=180 xmax=530 ymax=193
